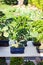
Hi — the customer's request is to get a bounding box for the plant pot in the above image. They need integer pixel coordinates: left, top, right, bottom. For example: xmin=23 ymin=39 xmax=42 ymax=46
xmin=36 ymin=43 xmax=43 ymax=53
xmin=20 ymin=40 xmax=27 ymax=47
xmin=10 ymin=47 xmax=25 ymax=54
xmin=33 ymin=42 xmax=41 ymax=46
xmin=37 ymin=49 xmax=43 ymax=53
xmin=0 ymin=40 xmax=9 ymax=47
xmin=36 ymin=47 xmax=40 ymax=53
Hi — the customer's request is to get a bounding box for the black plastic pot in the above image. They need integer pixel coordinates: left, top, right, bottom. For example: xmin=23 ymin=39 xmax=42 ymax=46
xmin=33 ymin=42 xmax=41 ymax=46
xmin=20 ymin=40 xmax=27 ymax=47
xmin=37 ymin=48 xmax=43 ymax=53
xmin=0 ymin=40 xmax=9 ymax=47
xmin=23 ymin=0 xmax=28 ymax=5
xmin=36 ymin=47 xmax=40 ymax=53
xmin=10 ymin=47 xmax=24 ymax=54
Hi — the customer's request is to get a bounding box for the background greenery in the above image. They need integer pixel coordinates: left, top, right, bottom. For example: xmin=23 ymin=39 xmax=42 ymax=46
xmin=0 ymin=57 xmax=7 ymax=65
xmin=0 ymin=0 xmax=43 ymax=42
xmin=10 ymin=57 xmax=35 ymax=65
xmin=10 ymin=57 xmax=24 ymax=65
xmin=0 ymin=0 xmax=43 ymax=10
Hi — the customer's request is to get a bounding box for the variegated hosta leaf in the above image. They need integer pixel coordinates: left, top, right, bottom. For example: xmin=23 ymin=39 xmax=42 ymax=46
xmin=2 ymin=26 xmax=8 ymax=31
xmin=3 ymin=31 xmax=9 ymax=37
xmin=11 ymin=43 xmax=19 ymax=48
xmin=30 ymin=31 xmax=38 ymax=37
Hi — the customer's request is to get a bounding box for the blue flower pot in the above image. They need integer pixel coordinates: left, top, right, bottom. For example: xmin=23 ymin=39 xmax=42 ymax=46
xmin=10 ymin=47 xmax=24 ymax=54
xmin=0 ymin=40 xmax=9 ymax=47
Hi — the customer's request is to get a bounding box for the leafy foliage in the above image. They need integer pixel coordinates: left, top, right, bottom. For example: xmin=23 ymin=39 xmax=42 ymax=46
xmin=0 ymin=6 xmax=43 ymax=42
xmin=28 ymin=0 xmax=43 ymax=10
xmin=10 ymin=57 xmax=24 ymax=65
xmin=4 ymin=0 xmax=18 ymax=5
xmin=0 ymin=57 xmax=7 ymax=65
xmin=37 ymin=61 xmax=43 ymax=65
xmin=31 ymin=20 xmax=43 ymax=42
xmin=0 ymin=11 xmax=15 ymax=40
xmin=24 ymin=61 xmax=35 ymax=65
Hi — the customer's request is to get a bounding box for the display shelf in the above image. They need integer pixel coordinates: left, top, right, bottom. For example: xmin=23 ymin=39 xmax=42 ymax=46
xmin=0 ymin=41 xmax=43 ymax=57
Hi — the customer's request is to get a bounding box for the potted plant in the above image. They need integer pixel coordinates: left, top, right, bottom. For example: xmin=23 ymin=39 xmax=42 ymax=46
xmin=0 ymin=25 xmax=9 ymax=46
xmin=0 ymin=11 xmax=9 ymax=46
xmin=36 ymin=33 xmax=43 ymax=53
xmin=32 ymin=37 xmax=41 ymax=46
xmin=30 ymin=29 xmax=41 ymax=46
xmin=36 ymin=41 xmax=43 ymax=53
xmin=36 ymin=46 xmax=40 ymax=53
xmin=0 ymin=36 xmax=9 ymax=47
xmin=16 ymin=28 xmax=28 ymax=47
xmin=0 ymin=11 xmax=16 ymax=47
xmin=14 ymin=16 xmax=28 ymax=47
xmin=10 ymin=41 xmax=25 ymax=54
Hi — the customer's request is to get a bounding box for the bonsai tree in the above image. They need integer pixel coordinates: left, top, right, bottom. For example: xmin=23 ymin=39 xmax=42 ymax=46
xmin=24 ymin=61 xmax=35 ymax=65
xmin=12 ymin=16 xmax=30 ymax=47
xmin=10 ymin=57 xmax=24 ymax=65
xmin=14 ymin=16 xmax=30 ymax=42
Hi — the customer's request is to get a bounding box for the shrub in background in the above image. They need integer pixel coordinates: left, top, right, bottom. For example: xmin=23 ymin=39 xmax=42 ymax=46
xmin=10 ymin=57 xmax=24 ymax=65
xmin=4 ymin=0 xmax=18 ymax=5
xmin=37 ymin=61 xmax=43 ymax=65
xmin=24 ymin=61 xmax=35 ymax=65
xmin=0 ymin=57 xmax=7 ymax=65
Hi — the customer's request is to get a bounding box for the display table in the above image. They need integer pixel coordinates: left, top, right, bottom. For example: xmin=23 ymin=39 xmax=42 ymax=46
xmin=0 ymin=41 xmax=43 ymax=57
